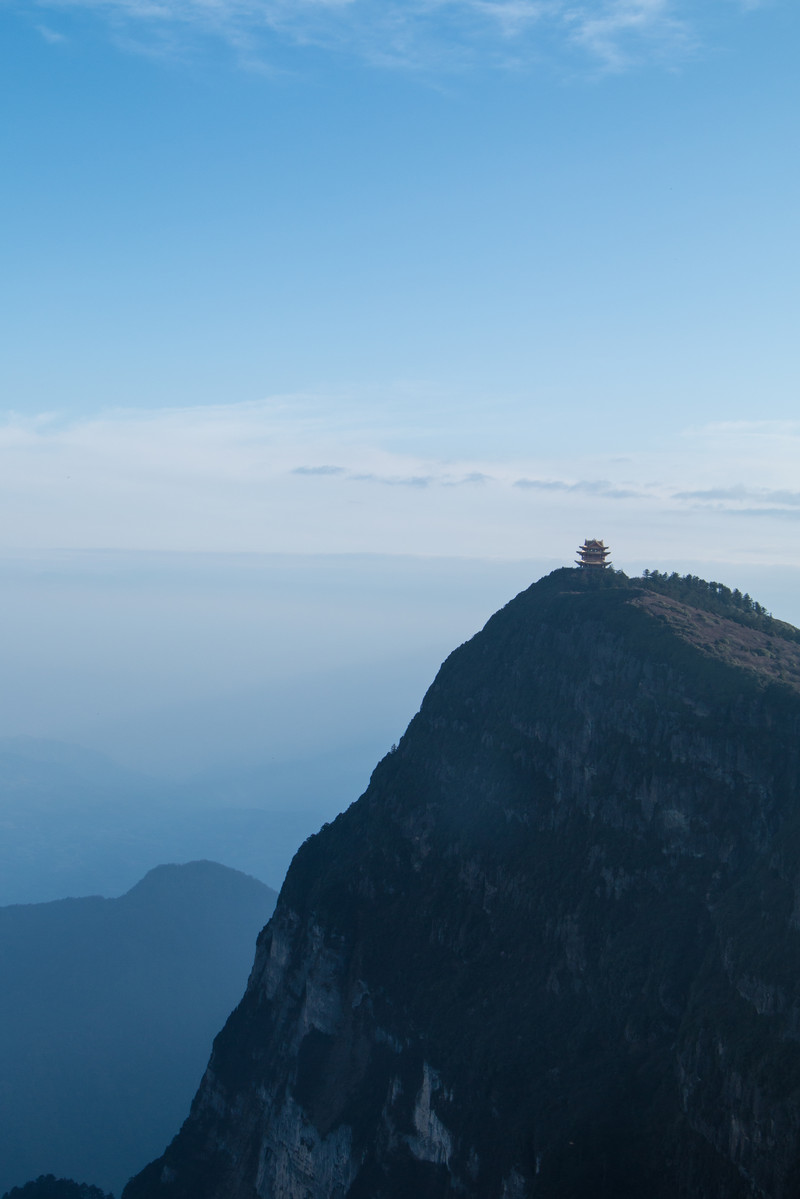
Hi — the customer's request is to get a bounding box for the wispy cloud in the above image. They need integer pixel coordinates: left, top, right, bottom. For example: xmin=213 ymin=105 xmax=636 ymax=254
xmin=453 ymin=471 xmax=492 ymax=485
xmin=736 ymin=508 xmax=800 ymax=521
xmin=674 ymin=485 xmax=800 ymax=508
xmin=349 ymin=472 xmax=434 ymax=487
xmin=292 ymin=464 xmax=347 ymax=476
xmin=2 ymin=401 xmax=798 ymax=566
xmin=35 ymin=23 xmax=68 ymax=43
xmin=293 ymin=464 xmax=493 ymax=486
xmin=514 ymin=477 xmax=644 ymax=498
xmin=17 ymin=0 xmax=709 ymax=71
xmin=566 ymin=0 xmax=692 ymax=70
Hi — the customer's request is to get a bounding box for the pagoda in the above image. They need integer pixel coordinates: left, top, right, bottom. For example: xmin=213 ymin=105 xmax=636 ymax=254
xmin=576 ymin=539 xmax=611 ymax=569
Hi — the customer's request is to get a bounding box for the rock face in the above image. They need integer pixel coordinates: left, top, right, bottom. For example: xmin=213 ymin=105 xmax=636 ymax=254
xmin=124 ymin=570 xmax=800 ymax=1199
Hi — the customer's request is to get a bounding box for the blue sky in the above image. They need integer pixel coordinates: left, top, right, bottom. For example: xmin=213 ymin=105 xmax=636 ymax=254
xmin=1 ymin=0 xmax=799 ymax=773
xmin=2 ymin=2 xmax=797 ymax=473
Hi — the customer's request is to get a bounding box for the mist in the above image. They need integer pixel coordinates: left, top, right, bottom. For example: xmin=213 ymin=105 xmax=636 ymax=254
xmin=4 ymin=548 xmax=799 ymax=778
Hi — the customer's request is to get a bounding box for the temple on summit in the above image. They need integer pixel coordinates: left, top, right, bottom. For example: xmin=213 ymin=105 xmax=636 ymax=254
xmin=576 ymin=539 xmax=611 ymax=569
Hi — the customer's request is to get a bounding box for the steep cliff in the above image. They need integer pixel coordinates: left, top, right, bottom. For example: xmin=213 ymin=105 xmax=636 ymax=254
xmin=124 ymin=569 xmax=800 ymax=1199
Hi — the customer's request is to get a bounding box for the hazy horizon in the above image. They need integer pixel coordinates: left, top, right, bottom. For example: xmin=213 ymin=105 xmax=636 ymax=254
xmin=3 ymin=549 xmax=799 ymax=782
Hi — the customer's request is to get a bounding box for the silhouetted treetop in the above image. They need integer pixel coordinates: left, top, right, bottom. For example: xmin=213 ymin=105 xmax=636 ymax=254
xmin=2 ymin=1176 xmax=114 ymax=1199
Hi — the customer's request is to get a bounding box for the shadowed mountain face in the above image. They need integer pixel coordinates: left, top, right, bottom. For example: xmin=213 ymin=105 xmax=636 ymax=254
xmin=0 ymin=862 xmax=276 ymax=1198
xmin=124 ymin=570 xmax=800 ymax=1199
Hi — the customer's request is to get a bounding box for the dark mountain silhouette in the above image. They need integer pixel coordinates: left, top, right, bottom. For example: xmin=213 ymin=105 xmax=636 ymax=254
xmin=0 ymin=862 xmax=276 ymax=1197
xmin=2 ymin=1177 xmax=113 ymax=1199
xmin=125 ymin=568 xmax=800 ymax=1198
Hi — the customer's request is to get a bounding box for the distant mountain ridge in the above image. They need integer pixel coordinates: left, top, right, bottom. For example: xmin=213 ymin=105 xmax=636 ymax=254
xmin=124 ymin=568 xmax=800 ymax=1198
xmin=0 ymin=736 xmax=359 ymax=903
xmin=0 ymin=862 xmax=276 ymax=1197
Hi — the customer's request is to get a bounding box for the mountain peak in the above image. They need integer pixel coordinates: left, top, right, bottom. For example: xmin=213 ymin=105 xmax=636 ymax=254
xmin=125 ymin=570 xmax=800 ymax=1199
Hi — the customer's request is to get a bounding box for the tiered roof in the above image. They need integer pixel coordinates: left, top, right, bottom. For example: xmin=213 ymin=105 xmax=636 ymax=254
xmin=576 ymin=539 xmax=611 ymax=569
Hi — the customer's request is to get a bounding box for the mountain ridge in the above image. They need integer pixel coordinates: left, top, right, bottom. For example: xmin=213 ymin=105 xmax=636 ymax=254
xmin=0 ymin=862 xmax=277 ymax=1197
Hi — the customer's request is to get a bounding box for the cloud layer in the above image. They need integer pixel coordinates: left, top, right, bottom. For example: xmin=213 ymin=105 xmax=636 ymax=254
xmin=2 ymin=399 xmax=799 ymax=565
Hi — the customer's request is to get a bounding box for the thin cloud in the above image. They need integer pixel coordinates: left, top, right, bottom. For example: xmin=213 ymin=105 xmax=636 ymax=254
xmin=349 ymin=472 xmax=434 ymax=487
xmin=18 ymin=0 xmax=710 ymax=72
xmin=672 ymin=484 xmax=751 ymax=502
xmin=292 ymin=464 xmax=347 ymax=476
xmin=292 ymin=465 xmax=492 ymax=487
xmin=514 ymin=478 xmax=571 ymax=491
xmin=454 ymin=471 xmax=492 ymax=485
xmin=468 ymin=0 xmax=555 ymax=38
xmin=566 ymin=0 xmax=692 ymax=71
xmin=36 ymin=24 xmax=68 ymax=43
xmin=674 ymin=485 xmax=800 ymax=508
xmin=735 ymin=508 xmax=800 ymax=521
xmin=514 ymin=477 xmax=644 ymax=499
